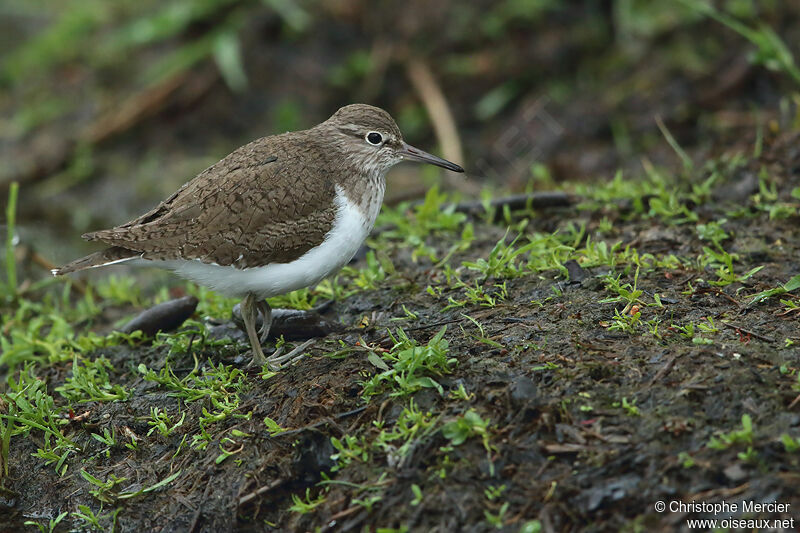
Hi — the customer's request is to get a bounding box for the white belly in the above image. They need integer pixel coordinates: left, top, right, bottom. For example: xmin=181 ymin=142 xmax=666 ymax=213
xmin=157 ymin=187 xmax=379 ymax=299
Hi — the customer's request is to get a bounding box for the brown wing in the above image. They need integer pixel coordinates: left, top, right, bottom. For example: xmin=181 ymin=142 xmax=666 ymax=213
xmin=83 ymin=135 xmax=337 ymax=268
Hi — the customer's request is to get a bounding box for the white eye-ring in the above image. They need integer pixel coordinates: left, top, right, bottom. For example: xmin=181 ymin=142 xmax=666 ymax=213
xmin=366 ymin=131 xmax=383 ymax=145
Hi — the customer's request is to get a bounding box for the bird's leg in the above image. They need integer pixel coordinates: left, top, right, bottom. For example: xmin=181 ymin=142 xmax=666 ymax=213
xmin=241 ymin=293 xmax=267 ymax=367
xmin=256 ymin=299 xmax=272 ymax=345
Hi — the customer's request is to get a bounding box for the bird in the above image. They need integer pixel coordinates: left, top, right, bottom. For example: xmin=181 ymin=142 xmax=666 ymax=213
xmin=53 ymin=104 xmax=465 ymax=368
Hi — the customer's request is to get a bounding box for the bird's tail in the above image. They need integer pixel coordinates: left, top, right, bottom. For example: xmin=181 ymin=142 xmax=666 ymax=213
xmin=52 ymin=247 xmax=139 ymax=276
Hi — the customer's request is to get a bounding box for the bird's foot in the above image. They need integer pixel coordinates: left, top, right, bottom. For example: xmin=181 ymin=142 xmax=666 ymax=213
xmin=260 ymin=339 xmax=314 ymax=371
xmin=248 ymin=343 xmax=269 ymax=369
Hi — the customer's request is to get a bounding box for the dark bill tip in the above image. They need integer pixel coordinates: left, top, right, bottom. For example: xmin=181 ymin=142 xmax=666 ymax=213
xmin=400 ymin=142 xmax=464 ymax=173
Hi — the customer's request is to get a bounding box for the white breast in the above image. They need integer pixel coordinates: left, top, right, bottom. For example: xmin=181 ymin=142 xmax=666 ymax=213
xmin=160 ymin=185 xmax=380 ymax=299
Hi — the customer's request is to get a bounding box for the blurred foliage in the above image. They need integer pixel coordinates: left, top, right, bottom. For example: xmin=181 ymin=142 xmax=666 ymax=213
xmin=2 ymin=0 xmax=798 ymax=145
xmin=1 ymin=0 xmax=307 ymax=137
xmin=1 ymin=0 xmax=800 ymax=268
xmin=680 ymin=0 xmax=800 ymax=85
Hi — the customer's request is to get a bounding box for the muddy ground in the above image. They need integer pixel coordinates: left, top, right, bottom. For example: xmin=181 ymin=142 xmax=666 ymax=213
xmin=3 ymin=2 xmax=800 ymax=532
xmin=2 ymin=127 xmax=800 ymax=532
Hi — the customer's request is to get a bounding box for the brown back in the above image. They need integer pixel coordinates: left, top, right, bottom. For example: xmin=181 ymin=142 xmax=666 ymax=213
xmin=84 ymin=132 xmax=338 ymax=268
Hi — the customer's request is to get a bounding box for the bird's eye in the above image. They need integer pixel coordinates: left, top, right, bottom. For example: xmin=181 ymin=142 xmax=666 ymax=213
xmin=366 ymin=132 xmax=383 ymax=145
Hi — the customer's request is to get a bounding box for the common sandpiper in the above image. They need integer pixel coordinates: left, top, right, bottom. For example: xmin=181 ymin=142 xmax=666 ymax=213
xmin=54 ymin=104 xmax=465 ymax=367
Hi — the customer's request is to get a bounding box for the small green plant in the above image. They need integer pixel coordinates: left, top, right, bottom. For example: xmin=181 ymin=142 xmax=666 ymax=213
xmin=484 ymin=484 xmax=506 ymax=501
xmin=3 ymin=182 xmax=19 ymax=301
xmin=361 ymin=327 xmax=456 ymax=398
xmin=737 ymin=446 xmax=758 ymax=462
xmin=391 ymin=304 xmax=419 ymax=321
xmin=379 ymin=186 xmax=467 ymax=261
xmin=677 ymin=451 xmax=695 ymax=468
xmin=146 ymin=407 xmax=186 ymax=438
xmin=672 ymin=317 xmax=718 ymax=345
xmin=330 ymin=434 xmax=369 ymax=471
xmin=484 ymin=501 xmax=509 ymax=529
xmin=81 ymin=469 xmax=128 ymax=503
xmin=462 ymin=229 xmax=536 ymax=280
xmin=288 ymin=488 xmax=326 ymax=514
xmin=138 ymin=360 xmax=248 ymax=450
xmin=410 ymin=484 xmax=423 ymax=506
xmin=215 ymin=436 xmax=245 ymax=464
xmin=749 ymin=274 xmax=800 ymax=306
xmin=602 ymin=267 xmax=650 ymax=333
xmin=0 ymin=305 xmax=79 ymax=371
xmin=442 ymin=409 xmax=492 ymax=456
xmin=342 ymin=250 xmax=394 ymax=290
xmin=519 ymin=521 xmax=543 ymax=533
xmin=696 ymin=220 xmax=729 ymax=247
xmin=94 ymin=275 xmax=142 ymax=307
xmin=449 ymin=383 xmax=473 ymax=401
xmin=151 ymin=319 xmax=231 ymax=355
xmin=612 ymin=397 xmax=640 ymax=416
xmin=781 ymin=433 xmax=800 ymax=453
xmin=352 ymin=494 xmax=382 ymax=512
xmin=460 ymin=314 xmax=504 ymax=348
xmin=56 ymin=356 xmax=130 ymax=403
xmin=24 ymin=511 xmax=68 ymax=533
xmin=264 ymin=416 xmax=287 ymax=436
xmin=698 ymin=246 xmax=763 ymax=287
xmin=71 ymin=505 xmax=106 ymax=531
xmin=91 ymin=427 xmax=117 ymax=457
xmin=708 ymin=414 xmax=754 ymax=450
xmin=608 ymin=307 xmax=642 ymax=333
xmin=601 ymin=268 xmax=644 ymax=314
xmin=1 ymin=365 xmax=78 ymax=475
xmin=463 ymin=280 xmax=508 ymax=308
xmin=374 ymin=401 xmax=436 ymax=466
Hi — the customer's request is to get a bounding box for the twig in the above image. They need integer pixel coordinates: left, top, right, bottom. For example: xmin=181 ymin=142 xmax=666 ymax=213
xmin=648 ymin=356 xmax=677 ymax=387
xmin=268 ymin=407 xmax=367 ymax=439
xmin=188 ymin=476 xmax=215 ymax=532
xmin=1 ymin=66 xmax=218 ymax=190
xmin=15 ymin=245 xmax=87 ymax=296
xmin=686 ymin=481 xmax=748 ymax=503
xmin=237 ymin=478 xmax=285 ymax=506
xmin=690 ymin=286 xmax=740 ymax=307
xmin=721 ymin=322 xmax=775 ymax=343
xmin=655 ymin=115 xmax=693 ymax=171
xmin=328 ymin=505 xmax=362 ymax=522
xmin=404 ymin=57 xmax=479 ymax=196
xmin=788 ymin=394 xmax=800 ymax=410
xmin=84 ymin=70 xmax=192 ymax=144
xmin=448 ymin=191 xmax=576 ymax=217
xmin=405 ymin=58 xmax=463 ymax=166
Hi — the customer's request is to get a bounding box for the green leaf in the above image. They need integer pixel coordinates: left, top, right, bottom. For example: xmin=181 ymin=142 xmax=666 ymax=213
xmin=366 ymin=351 xmax=390 ymax=371
xmin=213 ymin=31 xmax=248 ymax=92
xmin=784 ymin=274 xmax=800 ymax=292
xmin=408 ymin=376 xmax=444 ymax=396
xmin=264 ymin=416 xmax=286 ymax=436
xmin=748 ymin=274 xmax=800 ymax=306
xmin=118 ymin=470 xmax=181 ymax=499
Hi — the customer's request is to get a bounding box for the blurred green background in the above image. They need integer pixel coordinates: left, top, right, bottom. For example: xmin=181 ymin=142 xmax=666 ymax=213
xmin=1 ymin=0 xmax=799 ymax=273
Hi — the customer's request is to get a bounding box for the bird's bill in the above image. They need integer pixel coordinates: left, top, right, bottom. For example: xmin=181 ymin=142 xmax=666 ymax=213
xmin=400 ymin=142 xmax=464 ymax=172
